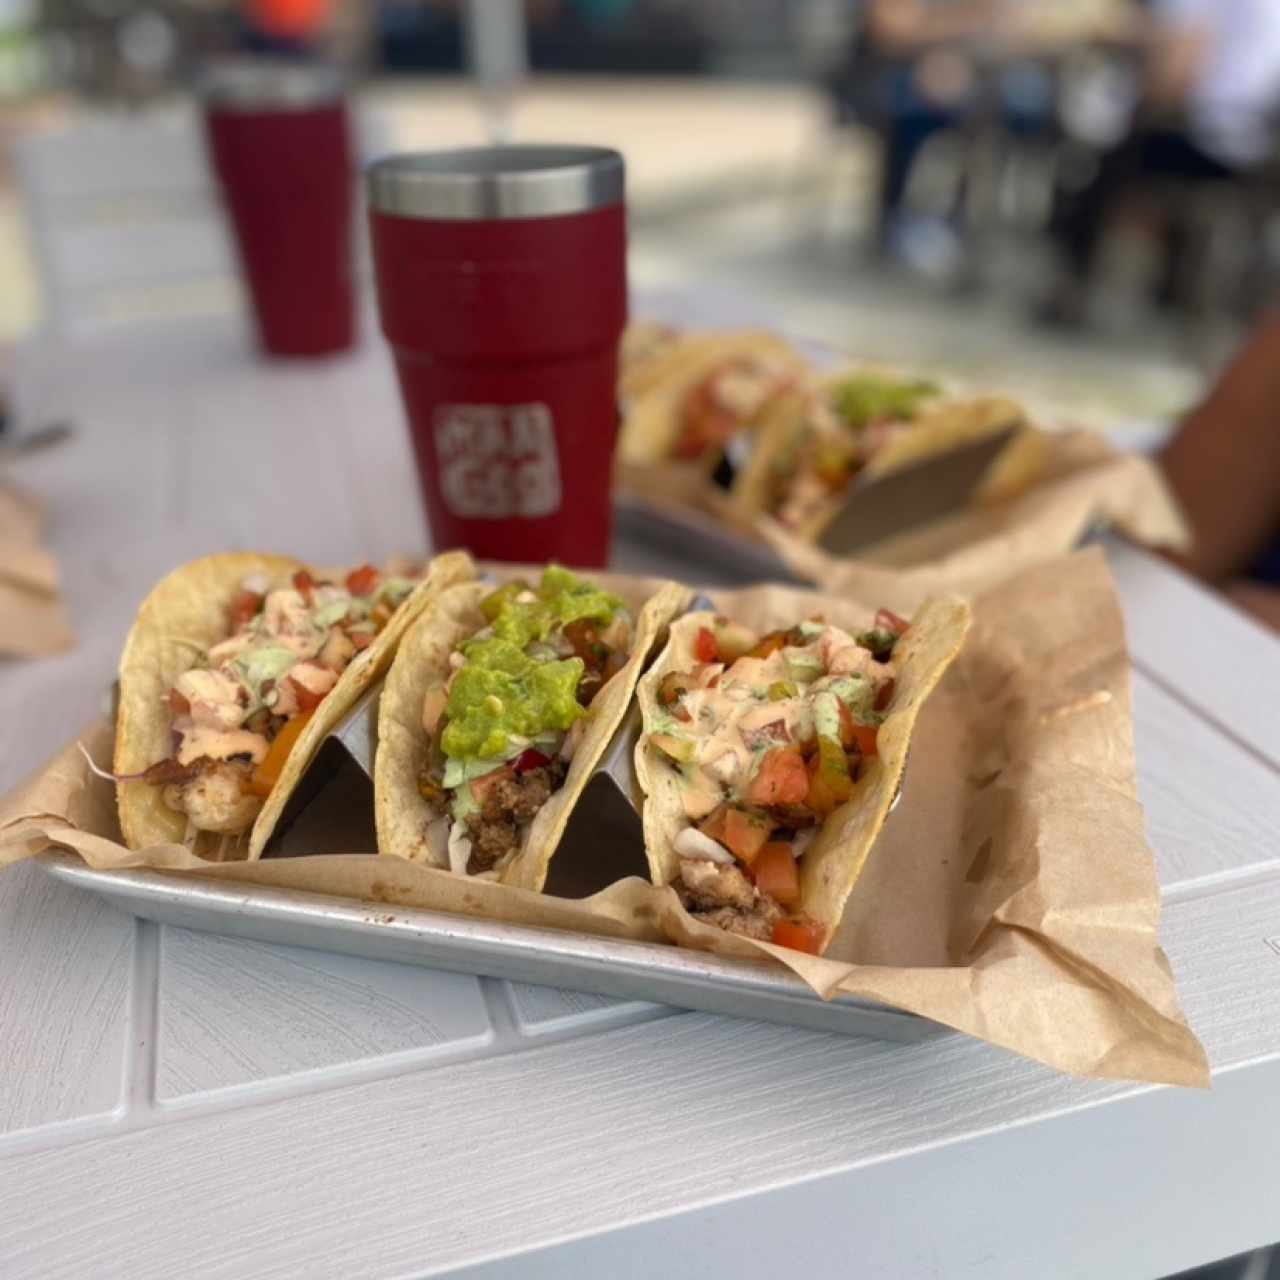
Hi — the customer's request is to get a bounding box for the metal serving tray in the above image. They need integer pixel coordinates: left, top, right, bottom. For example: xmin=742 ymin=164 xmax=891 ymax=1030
xmin=34 ymin=523 xmax=941 ymax=1044
xmin=39 ymin=852 xmax=940 ymax=1043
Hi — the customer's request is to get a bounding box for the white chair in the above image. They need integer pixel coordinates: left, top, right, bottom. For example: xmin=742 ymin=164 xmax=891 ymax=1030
xmin=13 ymin=102 xmax=389 ymax=339
xmin=13 ymin=107 xmax=240 ymax=337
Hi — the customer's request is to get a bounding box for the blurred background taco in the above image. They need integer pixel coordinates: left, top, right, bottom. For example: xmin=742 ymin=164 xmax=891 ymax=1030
xmin=618 ymin=329 xmax=808 ymax=474
xmin=739 ymin=367 xmax=1046 ymax=541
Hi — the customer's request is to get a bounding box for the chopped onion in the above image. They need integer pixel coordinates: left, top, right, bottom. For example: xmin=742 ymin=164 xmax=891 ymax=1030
xmin=704 ymin=749 xmax=740 ymax=785
xmin=695 ymin=663 xmax=724 ymax=688
xmin=447 ymin=823 xmax=472 ymax=877
xmin=241 ymin=573 xmax=270 ymax=595
xmin=674 ymin=827 xmax=734 ymax=864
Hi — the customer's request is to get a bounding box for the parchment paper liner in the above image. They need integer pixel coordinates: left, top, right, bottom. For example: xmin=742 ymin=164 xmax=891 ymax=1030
xmin=0 ymin=549 xmax=1207 ymax=1086
xmin=0 ymin=480 xmax=75 ymax=657
xmin=620 ymin=431 xmax=1189 ymax=614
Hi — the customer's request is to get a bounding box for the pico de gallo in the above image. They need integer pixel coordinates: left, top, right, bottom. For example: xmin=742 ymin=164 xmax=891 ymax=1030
xmin=647 ymin=607 xmax=911 ymax=953
xmin=416 ymin=567 xmax=635 ymax=879
xmin=140 ymin=566 xmax=416 ymax=840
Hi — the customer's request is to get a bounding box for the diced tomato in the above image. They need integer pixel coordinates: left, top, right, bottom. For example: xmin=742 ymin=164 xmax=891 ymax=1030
xmin=874 ymin=679 xmax=896 ymax=713
xmin=722 ymin=807 xmax=773 ymax=865
xmin=248 ymin=710 xmax=315 ymax=799
xmin=292 ymin=570 xmax=316 ymax=605
xmin=694 ymin=626 xmax=720 ymax=664
xmin=875 ymin=608 xmax=910 ymax=636
xmin=287 ymin=675 xmax=328 ymax=713
xmin=345 ymin=564 xmax=380 ymax=597
xmin=349 ymin=629 xmax=375 ymax=651
xmin=229 ymin=589 xmax=263 ymax=630
xmin=470 ymin=766 xmax=514 ymax=805
xmin=746 ymin=748 xmax=809 ymax=807
xmin=168 ymin=688 xmax=190 ymax=717
xmin=850 ymin=723 xmax=878 ymax=759
xmin=512 ymin=748 xmax=551 ymax=775
xmin=753 ymin=843 xmax=800 ymax=908
xmin=837 ymin=700 xmax=857 ymax=750
xmin=697 ymin=805 xmax=729 ymax=844
xmin=771 ymin=917 xmax=824 ymax=955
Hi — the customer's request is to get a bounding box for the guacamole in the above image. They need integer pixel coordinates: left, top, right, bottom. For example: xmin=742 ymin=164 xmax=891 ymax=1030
xmin=441 ymin=567 xmax=626 ymax=763
xmin=832 ymin=374 xmax=939 ymax=430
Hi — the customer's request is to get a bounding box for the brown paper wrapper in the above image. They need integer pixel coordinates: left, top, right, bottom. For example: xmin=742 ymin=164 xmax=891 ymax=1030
xmin=0 ymin=480 xmax=75 ymax=657
xmin=0 ymin=549 xmax=1207 ymax=1086
xmin=621 ymin=431 xmax=1190 ymax=615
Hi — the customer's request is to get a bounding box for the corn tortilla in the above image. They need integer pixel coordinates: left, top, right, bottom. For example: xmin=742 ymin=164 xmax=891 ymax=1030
xmin=635 ymin=595 xmax=971 ymax=952
xmin=376 ymin=575 xmax=693 ymax=893
xmin=618 ymin=331 xmax=807 ymax=469
xmin=114 ymin=549 xmax=476 ymax=860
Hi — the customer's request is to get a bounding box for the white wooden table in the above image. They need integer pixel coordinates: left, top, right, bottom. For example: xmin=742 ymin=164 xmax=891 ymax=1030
xmin=2 ymin=313 xmax=1280 ymax=1280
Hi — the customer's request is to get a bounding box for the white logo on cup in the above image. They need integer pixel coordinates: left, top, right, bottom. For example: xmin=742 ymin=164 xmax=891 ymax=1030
xmin=433 ymin=403 xmax=561 ymax=520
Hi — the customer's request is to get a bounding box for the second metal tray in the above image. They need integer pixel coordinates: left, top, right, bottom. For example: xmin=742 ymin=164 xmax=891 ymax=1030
xmin=39 ymin=852 xmax=942 ymax=1044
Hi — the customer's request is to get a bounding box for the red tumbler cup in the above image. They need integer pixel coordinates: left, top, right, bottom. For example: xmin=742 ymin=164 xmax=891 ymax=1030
xmin=367 ymin=146 xmax=627 ymax=566
xmin=202 ymin=59 xmax=354 ymax=357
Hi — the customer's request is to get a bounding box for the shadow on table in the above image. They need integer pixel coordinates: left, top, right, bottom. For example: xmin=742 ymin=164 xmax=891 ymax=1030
xmin=1166 ymin=1246 xmax=1279 ymax=1280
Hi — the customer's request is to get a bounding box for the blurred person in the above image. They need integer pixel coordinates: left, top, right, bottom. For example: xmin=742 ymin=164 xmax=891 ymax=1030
xmin=1160 ymin=312 xmax=1280 ymax=633
xmin=1044 ymin=0 xmax=1280 ymax=325
xmin=241 ymin=0 xmax=334 ymax=57
xmin=860 ymin=0 xmax=1056 ymax=275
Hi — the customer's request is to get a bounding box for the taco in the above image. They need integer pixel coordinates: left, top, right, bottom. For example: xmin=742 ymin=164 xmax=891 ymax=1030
xmin=376 ymin=566 xmax=691 ymax=891
xmin=738 ymin=368 xmax=1043 ymax=541
xmin=618 ymin=320 xmax=683 ymax=402
xmin=618 ymin=331 xmax=808 ymax=471
xmin=636 ymin=596 xmax=970 ymax=954
xmin=114 ymin=550 xmax=475 ymax=860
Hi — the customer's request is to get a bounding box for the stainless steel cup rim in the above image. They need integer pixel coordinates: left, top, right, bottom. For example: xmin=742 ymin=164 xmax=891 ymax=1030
xmin=366 ymin=145 xmax=625 ymax=221
xmin=198 ymin=57 xmax=346 ymax=112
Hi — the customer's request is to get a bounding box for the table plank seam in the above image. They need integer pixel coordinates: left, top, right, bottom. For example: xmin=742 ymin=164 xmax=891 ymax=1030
xmin=125 ymin=919 xmax=160 ymax=1115
xmin=1130 ymin=650 xmax=1279 ymax=776
xmin=1162 ymin=861 xmax=1280 ymax=905
xmin=0 ymin=979 xmax=674 ymax=1159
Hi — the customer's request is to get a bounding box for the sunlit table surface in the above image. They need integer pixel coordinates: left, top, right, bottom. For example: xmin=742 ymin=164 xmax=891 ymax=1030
xmin=2 ymin=304 xmax=1279 ymax=1280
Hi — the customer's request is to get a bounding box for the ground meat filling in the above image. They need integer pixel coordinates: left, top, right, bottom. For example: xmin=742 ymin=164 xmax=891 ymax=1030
xmin=675 ymin=858 xmax=783 ymax=942
xmin=464 ymin=762 xmax=565 ymax=875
